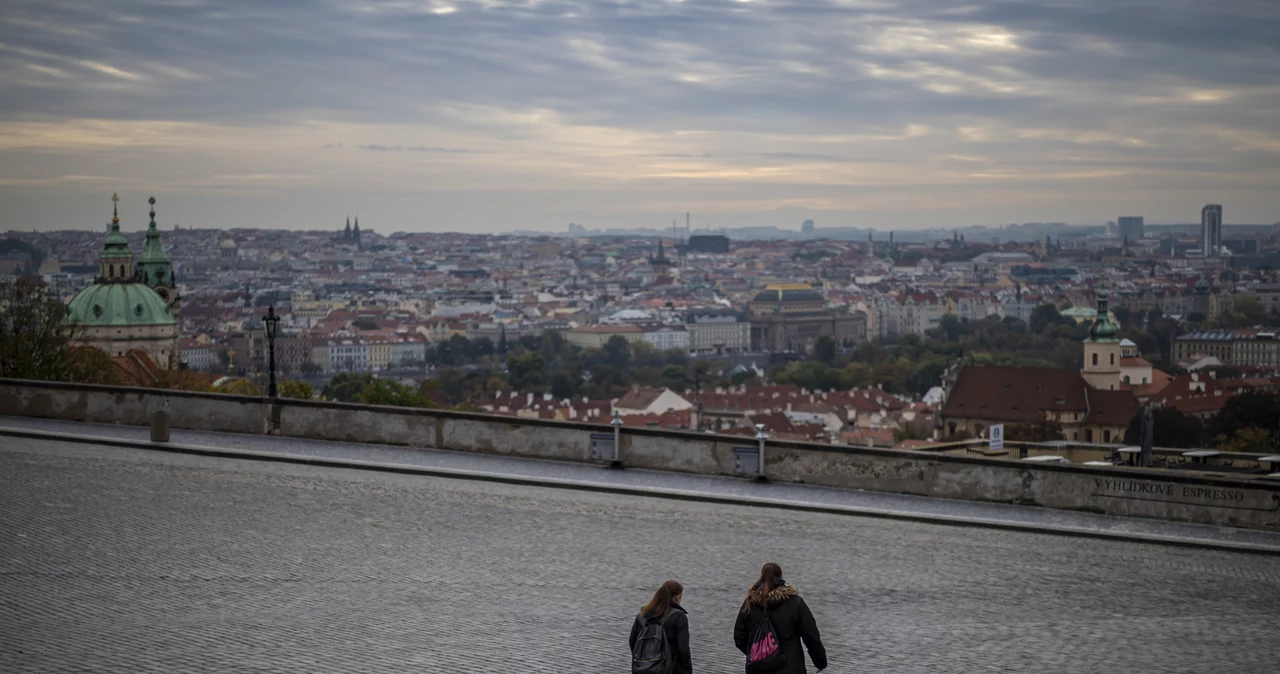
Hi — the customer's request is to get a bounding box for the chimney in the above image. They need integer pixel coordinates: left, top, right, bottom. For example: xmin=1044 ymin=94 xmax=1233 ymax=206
xmin=527 ymin=392 xmax=533 ymax=405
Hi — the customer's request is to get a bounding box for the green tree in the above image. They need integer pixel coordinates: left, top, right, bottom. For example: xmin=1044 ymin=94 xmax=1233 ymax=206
xmin=1005 ymin=420 xmax=1063 ymax=442
xmin=1123 ymin=406 xmax=1207 ymax=448
xmin=1222 ymin=296 xmax=1267 ymax=328
xmin=1029 ymin=304 xmax=1070 ymax=334
xmin=729 ymin=370 xmax=759 ymax=387
xmin=660 ymin=364 xmax=689 ymax=390
xmin=813 ymin=335 xmax=837 ymax=365
xmin=430 ymin=367 xmax=466 ymax=404
xmin=1218 ymin=426 xmax=1274 ymax=453
xmin=360 ymin=378 xmax=432 ymax=407
xmin=549 ymin=370 xmax=578 ymax=399
xmin=470 ymin=337 xmax=495 ymax=361
xmin=218 ymin=378 xmax=261 ymax=396
xmin=1 ymin=280 xmax=115 ymax=384
xmin=278 ymin=379 xmax=315 ymax=400
xmin=602 ymin=335 xmax=633 ymax=370
xmin=507 ymin=352 xmax=548 ymax=392
xmin=934 ymin=314 xmax=964 ymax=342
xmin=321 ymin=372 xmax=375 ymax=402
xmin=1211 ymin=391 xmax=1280 ymax=447
xmin=1113 ymin=306 xmax=1131 ymax=329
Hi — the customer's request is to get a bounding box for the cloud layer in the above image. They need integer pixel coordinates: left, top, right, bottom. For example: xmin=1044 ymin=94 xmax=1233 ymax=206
xmin=2 ymin=0 xmax=1278 ymax=231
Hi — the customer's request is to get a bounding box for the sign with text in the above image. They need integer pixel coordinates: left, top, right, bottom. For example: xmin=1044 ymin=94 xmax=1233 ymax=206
xmin=1090 ymin=477 xmax=1280 ymax=513
xmin=589 ymin=433 xmax=615 ymax=461
xmin=733 ymin=447 xmax=760 ymax=475
xmin=989 ymin=424 xmax=1005 ymax=453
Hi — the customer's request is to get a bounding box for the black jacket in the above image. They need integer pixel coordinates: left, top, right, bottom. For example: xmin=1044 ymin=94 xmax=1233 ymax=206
xmin=630 ymin=602 xmax=692 ymax=674
xmin=734 ymin=583 xmax=826 ymax=674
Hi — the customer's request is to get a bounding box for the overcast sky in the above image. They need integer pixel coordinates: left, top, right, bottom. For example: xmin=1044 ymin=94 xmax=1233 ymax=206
xmin=1 ymin=0 xmax=1277 ymax=234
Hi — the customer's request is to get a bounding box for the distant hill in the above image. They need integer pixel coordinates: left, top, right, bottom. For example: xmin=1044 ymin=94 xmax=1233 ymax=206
xmin=0 ymin=238 xmax=45 ymax=268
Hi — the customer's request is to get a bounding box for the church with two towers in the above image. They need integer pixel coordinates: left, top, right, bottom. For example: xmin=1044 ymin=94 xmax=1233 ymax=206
xmin=65 ymin=195 xmax=181 ymax=368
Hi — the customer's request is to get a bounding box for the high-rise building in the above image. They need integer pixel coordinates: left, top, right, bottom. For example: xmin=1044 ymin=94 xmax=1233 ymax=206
xmin=1202 ymin=204 xmax=1223 ymax=257
xmin=1117 ymin=216 xmax=1144 ymax=240
xmin=801 ymin=219 xmax=815 ymax=235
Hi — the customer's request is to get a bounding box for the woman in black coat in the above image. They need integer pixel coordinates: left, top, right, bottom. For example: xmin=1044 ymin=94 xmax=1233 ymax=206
xmin=630 ymin=579 xmax=693 ymax=674
xmin=733 ymin=563 xmax=826 ymax=673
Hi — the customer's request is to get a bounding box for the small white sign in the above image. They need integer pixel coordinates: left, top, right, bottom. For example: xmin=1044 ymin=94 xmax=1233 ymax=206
xmin=989 ymin=424 xmax=1005 ymax=453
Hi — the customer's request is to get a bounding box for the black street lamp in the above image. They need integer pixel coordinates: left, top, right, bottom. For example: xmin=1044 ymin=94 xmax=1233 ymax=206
xmin=262 ymin=306 xmax=280 ymax=398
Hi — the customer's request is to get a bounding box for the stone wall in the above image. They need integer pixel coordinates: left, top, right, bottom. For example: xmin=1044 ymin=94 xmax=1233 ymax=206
xmin=2 ymin=378 xmax=1277 ymax=531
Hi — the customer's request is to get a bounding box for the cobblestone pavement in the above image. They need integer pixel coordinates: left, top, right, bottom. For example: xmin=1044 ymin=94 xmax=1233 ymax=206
xmin=6 ymin=416 xmax=1279 ymax=551
xmin=3 ymin=438 xmax=1279 ymax=673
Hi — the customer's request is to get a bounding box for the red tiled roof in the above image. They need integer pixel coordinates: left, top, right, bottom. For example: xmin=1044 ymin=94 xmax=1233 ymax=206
xmin=615 ymin=388 xmax=668 ymax=411
xmin=943 ymin=365 xmax=1139 ymax=428
xmin=943 ymin=366 xmax=1089 ymax=423
xmin=1152 ymin=376 xmax=1278 ymax=415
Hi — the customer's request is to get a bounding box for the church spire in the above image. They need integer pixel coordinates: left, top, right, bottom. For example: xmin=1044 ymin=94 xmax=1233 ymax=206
xmin=100 ymin=192 xmax=134 ymax=281
xmin=137 ymin=196 xmax=175 ymax=301
xmin=1088 ymin=286 xmax=1118 ymax=342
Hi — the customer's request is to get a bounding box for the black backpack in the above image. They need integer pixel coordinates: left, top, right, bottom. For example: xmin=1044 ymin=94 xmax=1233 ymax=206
xmin=631 ymin=610 xmax=679 ymax=674
xmin=744 ymin=604 xmax=787 ymax=673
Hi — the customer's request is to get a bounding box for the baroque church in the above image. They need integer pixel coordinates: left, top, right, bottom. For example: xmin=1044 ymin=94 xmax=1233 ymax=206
xmin=939 ymin=289 xmax=1143 ymax=443
xmin=65 ymin=194 xmax=180 ymax=368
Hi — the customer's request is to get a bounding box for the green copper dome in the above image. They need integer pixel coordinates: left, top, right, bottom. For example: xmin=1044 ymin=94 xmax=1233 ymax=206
xmin=1088 ymin=287 xmax=1119 ymax=342
xmin=102 ymin=221 xmax=132 ymax=260
xmin=65 ymin=282 xmax=176 ymax=327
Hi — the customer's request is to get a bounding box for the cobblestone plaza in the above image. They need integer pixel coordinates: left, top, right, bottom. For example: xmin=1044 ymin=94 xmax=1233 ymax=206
xmin=3 ymin=438 xmax=1279 ymax=673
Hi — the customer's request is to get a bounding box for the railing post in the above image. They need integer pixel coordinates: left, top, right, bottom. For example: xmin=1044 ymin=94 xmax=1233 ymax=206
xmin=755 ymin=423 xmax=768 ymax=480
xmin=149 ymin=395 xmax=171 ymax=443
xmin=610 ymin=411 xmax=624 ymax=469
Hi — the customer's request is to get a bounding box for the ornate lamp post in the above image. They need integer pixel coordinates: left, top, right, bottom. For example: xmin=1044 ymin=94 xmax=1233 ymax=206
xmin=262 ymin=306 xmax=280 ymax=398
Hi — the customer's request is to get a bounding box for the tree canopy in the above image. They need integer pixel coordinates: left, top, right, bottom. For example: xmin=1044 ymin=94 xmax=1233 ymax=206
xmin=1 ymin=280 xmax=115 ymax=384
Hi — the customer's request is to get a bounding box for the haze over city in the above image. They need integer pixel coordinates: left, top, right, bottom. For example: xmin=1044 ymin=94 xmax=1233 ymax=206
xmin=2 ymin=0 xmax=1278 ymax=232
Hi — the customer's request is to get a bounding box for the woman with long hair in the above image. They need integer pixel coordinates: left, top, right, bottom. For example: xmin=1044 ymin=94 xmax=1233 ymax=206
xmin=629 ymin=579 xmax=693 ymax=674
xmin=733 ymin=563 xmax=826 ymax=673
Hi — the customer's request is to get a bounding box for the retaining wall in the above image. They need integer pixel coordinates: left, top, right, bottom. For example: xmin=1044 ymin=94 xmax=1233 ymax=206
xmin=2 ymin=378 xmax=1278 ymax=531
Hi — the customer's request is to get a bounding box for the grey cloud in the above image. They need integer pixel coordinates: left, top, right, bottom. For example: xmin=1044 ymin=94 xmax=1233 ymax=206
xmin=354 ymin=144 xmax=479 ymax=153
xmin=759 ymin=152 xmax=858 ymax=163
xmin=1 ymin=0 xmax=1278 ymax=229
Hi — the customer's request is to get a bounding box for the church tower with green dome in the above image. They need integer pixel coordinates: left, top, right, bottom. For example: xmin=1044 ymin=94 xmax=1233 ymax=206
xmin=65 ymin=194 xmax=179 ymax=369
xmin=134 ymin=196 xmax=179 ymax=316
xmin=99 ymin=193 xmax=135 ymax=282
xmin=1081 ymin=287 xmax=1122 ymax=391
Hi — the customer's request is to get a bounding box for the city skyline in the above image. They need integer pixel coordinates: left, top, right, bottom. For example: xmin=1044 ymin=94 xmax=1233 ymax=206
xmin=2 ymin=0 xmax=1278 ymax=232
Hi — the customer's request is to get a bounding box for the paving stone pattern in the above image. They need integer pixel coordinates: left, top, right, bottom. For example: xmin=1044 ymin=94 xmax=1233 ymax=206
xmin=2 ymin=438 xmax=1279 ymax=673
xmin=7 ymin=415 xmax=1279 ymax=551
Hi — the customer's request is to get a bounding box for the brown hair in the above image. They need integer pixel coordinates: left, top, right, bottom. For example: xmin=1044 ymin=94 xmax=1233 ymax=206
xmin=744 ymin=562 xmax=783 ymax=610
xmin=641 ymin=580 xmax=684 ymax=618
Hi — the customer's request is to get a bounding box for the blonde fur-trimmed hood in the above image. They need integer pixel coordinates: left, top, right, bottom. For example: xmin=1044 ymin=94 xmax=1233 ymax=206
xmin=744 ymin=583 xmax=798 ymax=609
